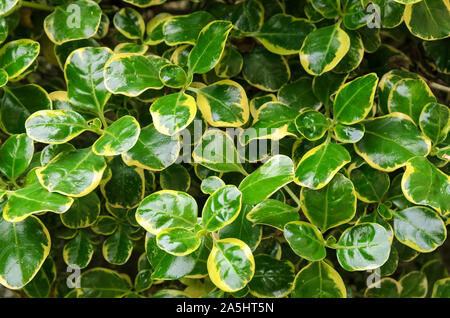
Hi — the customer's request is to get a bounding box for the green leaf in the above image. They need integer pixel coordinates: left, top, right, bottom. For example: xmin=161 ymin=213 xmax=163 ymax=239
xmin=349 ymin=164 xmax=390 ymax=203
xmin=230 ymin=0 xmax=264 ymax=32
xmin=93 ymin=116 xmax=140 ymax=156
xmin=333 ymin=73 xmax=378 ymax=124
xmin=404 ymin=0 xmax=450 ymax=40
xmin=248 ymin=254 xmax=295 ymax=297
xmin=159 ymin=64 xmax=188 ymax=88
xmin=295 ymin=109 xmax=329 ymax=141
xmin=333 ymin=123 xmax=365 ymax=143
xmin=255 ymin=14 xmax=315 ymax=55
xmin=3 ymin=183 xmax=73 ymax=222
xmin=380 ymin=247 xmax=399 ymax=276
xmin=423 ymin=39 xmax=450 ymax=74
xmin=342 ymin=0 xmax=371 ymax=29
xmin=36 ymin=147 xmax=106 ymax=197
xmin=160 ymin=164 xmax=190 ymax=192
xmin=372 ymin=0 xmax=405 ymax=28
xmin=23 ymin=257 xmax=55 ymax=298
xmin=104 ymin=54 xmax=164 ymax=97
xmin=193 ymin=129 xmax=246 ymax=174
xmin=279 ymin=77 xmax=321 ymax=111
xmin=312 ymin=72 xmax=348 ymax=109
xmin=419 ymin=102 xmax=450 ymax=145
xmin=421 ymin=259 xmax=447 ymax=295
xmin=103 ymin=226 xmax=134 ymax=265
xmin=105 ymin=204 xmax=128 ymax=221
xmin=207 ymin=238 xmax=254 ymax=292
xmin=152 ymin=289 xmax=190 ymax=298
xmin=188 ymin=21 xmax=233 ymax=74
xmin=388 ymin=78 xmax=436 ymax=124
xmin=122 ymin=124 xmax=180 ymax=171
xmin=113 ymin=7 xmax=145 ymax=40
xmin=219 ymin=203 xmax=262 ymax=251
xmin=145 ymin=233 xmax=197 ymax=280
xmin=378 ymin=70 xmax=420 ymax=114
xmin=136 ymin=190 xmax=197 ymax=235
xmin=393 ymin=206 xmax=446 ymax=252
xmin=54 ymin=38 xmax=100 ymax=69
xmin=95 ymin=13 xmax=110 ymax=40
xmin=91 ymin=215 xmax=118 ymax=235
xmin=300 ymin=173 xmax=356 ymax=231
xmin=299 ymin=23 xmax=350 ymax=75
xmin=47 ymin=91 xmax=75 ymax=113
xmin=0 ymin=216 xmax=50 ymax=289
xmin=0 ymin=39 xmax=39 ymax=79
xmin=333 ymin=30 xmax=364 ymax=73
xmin=294 ymin=141 xmax=351 ymax=189
xmin=247 ymin=199 xmax=299 ymax=230
xmin=284 ymin=221 xmax=326 ymax=261
xmin=156 ymin=228 xmax=201 ymax=256
xmin=292 ymin=261 xmax=347 ymax=298
xmin=402 ymin=156 xmax=449 ymax=215
xmin=361 ymin=210 xmax=395 ymax=241
xmin=240 ymin=102 xmax=299 ymax=144
xmin=243 ymin=46 xmax=290 ymax=91
xmin=311 ymin=0 xmax=340 ymax=18
xmin=60 ymin=192 xmax=101 ymax=229
xmin=201 ymin=176 xmax=225 ymax=194
xmin=0 ymin=68 xmax=7 ymax=87
xmin=25 ymin=109 xmax=89 ymax=144
xmin=202 ymin=185 xmax=242 ymax=232
xmin=336 ymin=223 xmax=391 ymax=271
xmin=399 ymin=271 xmax=428 ymax=298
xmin=392 ymin=0 xmax=421 ymax=3
xmin=196 ymin=79 xmax=249 ymax=127
xmin=144 ymin=13 xmax=171 ymax=45
xmin=355 ymin=113 xmax=431 ymax=171
xmin=365 ymin=277 xmax=401 ymax=298
xmin=134 ymin=269 xmax=153 ymax=292
xmin=101 ymin=156 xmax=145 ymax=209
xmin=0 ymin=134 xmax=34 ymax=181
xmin=0 ymin=0 xmax=19 ymax=16
xmin=150 ymin=92 xmax=196 ymax=136
xmin=215 ymin=46 xmax=243 ymax=78
xmin=113 ymin=42 xmax=148 ymax=54
xmin=163 ymin=11 xmax=214 ymax=45
xmin=44 ymin=0 xmax=102 ymax=44
xmin=432 ymin=278 xmax=450 ymax=298
xmin=394 ymin=238 xmax=419 ymax=262
xmin=123 ymin=0 xmax=167 ymax=7
xmin=238 ymin=155 xmax=294 ymax=205
xmin=0 ymin=84 xmax=51 ymax=134
xmin=168 ymin=44 xmax=191 ymax=68
xmin=63 ymin=231 xmax=94 ymax=269
xmin=41 ymin=144 xmax=75 ymax=167
xmin=65 ymin=47 xmax=113 ymax=116
xmin=78 ymin=268 xmax=130 ymax=298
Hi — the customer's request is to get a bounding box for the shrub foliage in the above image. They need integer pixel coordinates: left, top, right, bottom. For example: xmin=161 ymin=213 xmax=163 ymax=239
xmin=0 ymin=0 xmax=448 ymax=298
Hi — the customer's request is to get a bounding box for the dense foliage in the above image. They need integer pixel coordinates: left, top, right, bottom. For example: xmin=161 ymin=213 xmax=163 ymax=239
xmin=0 ymin=0 xmax=448 ymax=298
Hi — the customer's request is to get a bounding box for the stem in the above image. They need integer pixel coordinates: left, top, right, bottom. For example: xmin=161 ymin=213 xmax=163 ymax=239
xmin=186 ymin=86 xmax=198 ymax=93
xmin=99 ymin=113 xmax=108 ymax=129
xmin=21 ymin=1 xmax=55 ymax=11
xmin=283 ymin=186 xmax=301 ymax=209
xmin=240 ymin=167 xmax=249 ymax=176
xmin=430 ymin=82 xmax=450 ymax=94
xmin=87 ymin=127 xmax=104 ymax=135
xmin=324 ymin=102 xmax=330 ymax=118
xmin=11 ymin=179 xmax=20 ymax=189
xmin=210 ymin=232 xmax=219 ymax=242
